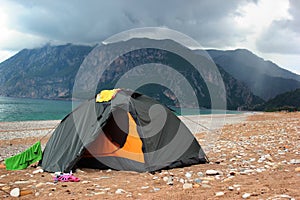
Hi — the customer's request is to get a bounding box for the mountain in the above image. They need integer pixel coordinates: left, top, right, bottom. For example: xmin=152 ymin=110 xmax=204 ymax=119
xmin=206 ymin=49 xmax=300 ymax=100
xmin=0 ymin=44 xmax=93 ymax=99
xmin=260 ymin=88 xmax=300 ymax=111
xmin=0 ymin=39 xmax=263 ymax=110
xmin=73 ymin=38 xmax=263 ymax=110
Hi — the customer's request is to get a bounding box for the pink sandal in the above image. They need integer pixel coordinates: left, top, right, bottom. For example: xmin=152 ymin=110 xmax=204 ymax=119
xmin=54 ymin=173 xmax=80 ymax=182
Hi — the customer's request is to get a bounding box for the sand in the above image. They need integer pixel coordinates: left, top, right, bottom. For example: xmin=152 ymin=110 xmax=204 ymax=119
xmin=0 ymin=112 xmax=299 ymax=199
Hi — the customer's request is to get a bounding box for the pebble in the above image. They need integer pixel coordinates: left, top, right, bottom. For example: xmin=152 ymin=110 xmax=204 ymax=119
xmin=14 ymin=180 xmax=31 ymax=184
xmin=201 ymin=177 xmax=214 ymax=181
xmin=290 ymin=159 xmax=300 ymax=164
xmin=76 ymin=169 xmax=85 ymax=173
xmin=163 ymin=176 xmax=168 ymax=182
xmin=242 ymin=193 xmax=251 ymax=199
xmin=35 ymin=182 xmax=45 ymax=188
xmin=10 ymin=188 xmax=20 ymax=197
xmin=81 ymin=180 xmax=90 ymax=184
xmin=194 ymin=178 xmax=202 ymax=183
xmin=206 ymin=169 xmax=219 ymax=175
xmin=94 ymin=192 xmax=105 ymax=195
xmin=264 ymin=154 xmax=273 ymax=161
xmin=183 ymin=183 xmax=193 ymax=189
xmin=2 ymin=186 xmax=10 ymax=191
xmin=185 ymin=172 xmax=192 ymax=179
xmin=101 ymin=188 xmax=111 ymax=191
xmin=197 ymin=172 xmax=204 ymax=177
xmin=201 ymin=184 xmax=211 ymax=189
xmin=167 ymin=176 xmax=173 ymax=185
xmin=277 ymin=194 xmax=295 ymax=199
xmin=228 ymin=186 xmax=234 ymax=191
xmin=240 ymin=169 xmax=254 ymax=175
xmin=126 ymin=194 xmax=132 ymax=198
xmin=295 ymin=167 xmax=300 ymax=172
xmin=33 ymin=168 xmax=44 ymax=174
xmin=115 ymin=188 xmax=126 ymax=194
xmin=215 ymin=191 xmax=225 ymax=197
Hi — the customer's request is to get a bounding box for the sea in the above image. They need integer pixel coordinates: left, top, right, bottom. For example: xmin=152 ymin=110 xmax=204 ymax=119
xmin=0 ymin=96 xmax=78 ymax=122
xmin=0 ymin=96 xmax=241 ymax=122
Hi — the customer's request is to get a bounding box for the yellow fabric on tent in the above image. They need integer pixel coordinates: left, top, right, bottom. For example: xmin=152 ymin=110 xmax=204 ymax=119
xmin=96 ymin=89 xmax=121 ymax=103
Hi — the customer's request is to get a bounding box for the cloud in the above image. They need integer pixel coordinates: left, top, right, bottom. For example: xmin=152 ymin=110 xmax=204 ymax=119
xmin=3 ymin=0 xmax=254 ymax=48
xmin=256 ymin=0 xmax=300 ymax=54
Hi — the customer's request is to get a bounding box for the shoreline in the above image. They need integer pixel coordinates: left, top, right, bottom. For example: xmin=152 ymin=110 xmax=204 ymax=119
xmin=0 ymin=113 xmax=253 ymax=139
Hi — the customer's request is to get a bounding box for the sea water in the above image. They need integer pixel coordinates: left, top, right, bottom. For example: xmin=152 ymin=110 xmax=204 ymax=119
xmin=0 ymin=96 xmax=242 ymax=122
xmin=0 ymin=96 xmax=75 ymax=122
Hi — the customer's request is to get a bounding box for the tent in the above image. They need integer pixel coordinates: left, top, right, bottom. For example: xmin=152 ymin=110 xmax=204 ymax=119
xmin=40 ymin=89 xmax=208 ymax=172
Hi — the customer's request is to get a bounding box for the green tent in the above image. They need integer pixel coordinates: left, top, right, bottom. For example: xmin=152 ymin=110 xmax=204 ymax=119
xmin=40 ymin=89 xmax=207 ymax=172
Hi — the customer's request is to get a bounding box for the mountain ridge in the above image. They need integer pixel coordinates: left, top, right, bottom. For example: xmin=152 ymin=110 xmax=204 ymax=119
xmin=0 ymin=40 xmax=298 ymax=110
xmin=206 ymin=49 xmax=300 ymax=100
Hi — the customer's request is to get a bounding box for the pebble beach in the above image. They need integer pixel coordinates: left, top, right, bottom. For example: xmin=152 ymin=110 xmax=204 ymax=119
xmin=0 ymin=112 xmax=299 ymax=199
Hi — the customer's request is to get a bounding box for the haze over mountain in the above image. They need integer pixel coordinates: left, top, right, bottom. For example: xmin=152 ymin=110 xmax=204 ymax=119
xmin=0 ymin=38 xmax=299 ymax=110
xmin=261 ymin=88 xmax=300 ymax=111
xmin=206 ymin=49 xmax=300 ymax=100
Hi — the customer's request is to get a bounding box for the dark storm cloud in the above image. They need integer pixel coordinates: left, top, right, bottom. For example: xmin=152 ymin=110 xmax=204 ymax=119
xmin=256 ymin=0 xmax=300 ymax=54
xmin=7 ymin=0 xmax=253 ymax=47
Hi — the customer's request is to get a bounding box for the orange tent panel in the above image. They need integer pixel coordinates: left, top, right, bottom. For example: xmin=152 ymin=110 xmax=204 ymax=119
xmin=84 ymin=112 xmax=144 ymax=163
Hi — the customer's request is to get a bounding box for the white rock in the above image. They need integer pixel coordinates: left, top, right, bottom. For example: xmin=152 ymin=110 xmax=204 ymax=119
xmin=242 ymin=193 xmax=251 ymax=199
xmin=10 ymin=188 xmax=20 ymax=197
xmin=185 ymin=172 xmax=192 ymax=179
xmin=81 ymin=180 xmax=90 ymax=184
xmin=215 ymin=191 xmax=225 ymax=196
xmin=279 ymin=194 xmax=292 ymax=198
xmin=115 ymin=188 xmax=126 ymax=194
xmin=163 ymin=177 xmax=168 ymax=182
xmin=197 ymin=172 xmax=204 ymax=177
xmin=14 ymin=180 xmax=31 ymax=184
xmin=33 ymin=169 xmax=44 ymax=174
xmin=201 ymin=184 xmax=211 ymax=189
xmin=167 ymin=177 xmax=173 ymax=185
xmin=76 ymin=169 xmax=85 ymax=173
xmin=228 ymin=186 xmax=234 ymax=191
xmin=35 ymin=182 xmax=45 ymax=188
xmin=233 ymin=184 xmax=241 ymax=188
xmin=264 ymin=154 xmax=273 ymax=161
xmin=206 ymin=170 xmax=219 ymax=175
xmin=183 ymin=183 xmax=193 ymax=189
xmin=179 ymin=178 xmax=185 ymax=183
xmin=290 ymin=159 xmax=300 ymax=164
xmin=94 ymin=192 xmax=105 ymax=195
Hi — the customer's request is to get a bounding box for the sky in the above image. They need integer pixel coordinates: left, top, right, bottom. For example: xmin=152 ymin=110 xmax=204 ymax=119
xmin=0 ymin=0 xmax=299 ymax=75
